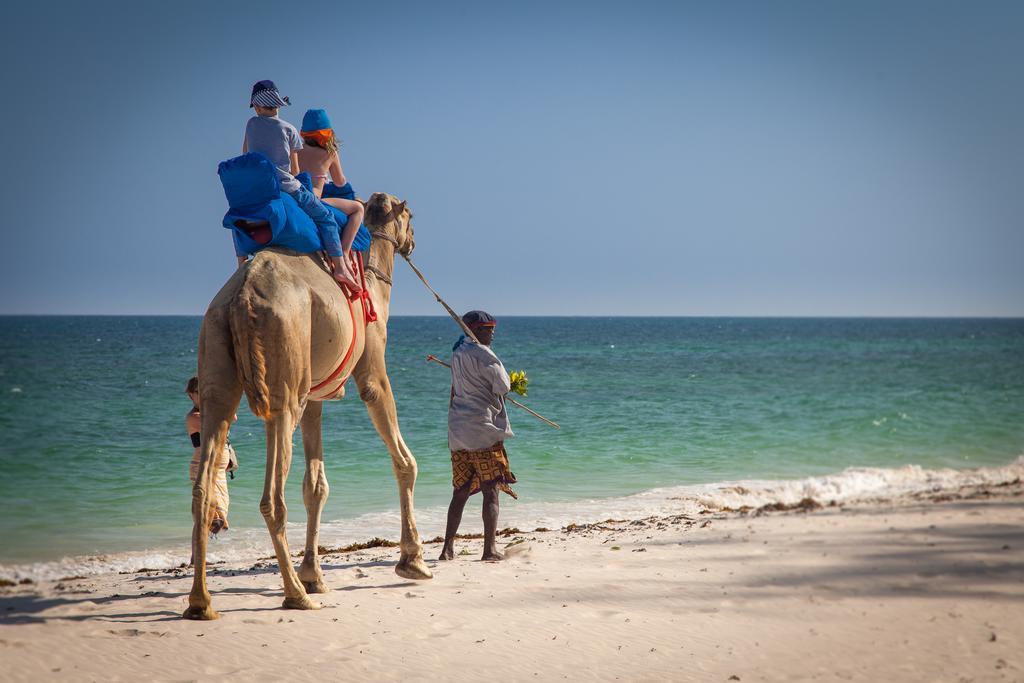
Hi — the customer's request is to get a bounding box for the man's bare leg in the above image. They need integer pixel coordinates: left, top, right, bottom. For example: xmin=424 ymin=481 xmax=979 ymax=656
xmin=439 ymin=484 xmax=472 ymax=560
xmin=481 ymin=483 xmax=504 ymax=561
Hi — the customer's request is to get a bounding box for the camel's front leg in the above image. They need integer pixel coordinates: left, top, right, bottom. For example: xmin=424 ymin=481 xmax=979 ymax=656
xmin=184 ymin=414 xmax=231 ymax=621
xmin=355 ymin=368 xmax=433 ymax=581
xmin=263 ymin=409 xmax=322 ymax=610
xmin=184 ymin=324 xmax=242 ymax=621
xmin=298 ymin=400 xmax=330 ymax=594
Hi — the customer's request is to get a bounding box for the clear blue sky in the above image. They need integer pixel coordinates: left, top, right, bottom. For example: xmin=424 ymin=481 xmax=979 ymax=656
xmin=1 ymin=0 xmax=1021 ymax=316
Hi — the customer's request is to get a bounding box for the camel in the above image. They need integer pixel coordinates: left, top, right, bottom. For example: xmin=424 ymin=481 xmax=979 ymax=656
xmin=184 ymin=192 xmax=432 ymax=620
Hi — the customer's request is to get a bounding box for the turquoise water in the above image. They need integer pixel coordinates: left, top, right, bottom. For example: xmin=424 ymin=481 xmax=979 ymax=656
xmin=1 ymin=316 xmax=1022 ymax=571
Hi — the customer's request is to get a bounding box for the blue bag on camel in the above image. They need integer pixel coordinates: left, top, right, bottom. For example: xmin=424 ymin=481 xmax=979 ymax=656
xmin=218 ymin=152 xmax=370 ymax=257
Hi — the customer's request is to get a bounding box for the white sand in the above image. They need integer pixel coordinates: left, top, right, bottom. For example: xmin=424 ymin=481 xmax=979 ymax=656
xmin=2 ymin=483 xmax=1021 ymax=682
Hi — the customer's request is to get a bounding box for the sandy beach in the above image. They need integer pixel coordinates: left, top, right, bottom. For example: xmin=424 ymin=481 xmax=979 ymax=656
xmin=1 ymin=481 xmax=1020 ymax=682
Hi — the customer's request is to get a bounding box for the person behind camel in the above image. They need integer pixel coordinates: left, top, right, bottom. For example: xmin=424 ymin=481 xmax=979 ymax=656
xmin=439 ymin=310 xmax=517 ymax=562
xmin=240 ymin=80 xmax=359 ymax=290
xmin=296 ymin=109 xmax=365 ymax=275
xmin=185 ymin=376 xmax=237 ymax=543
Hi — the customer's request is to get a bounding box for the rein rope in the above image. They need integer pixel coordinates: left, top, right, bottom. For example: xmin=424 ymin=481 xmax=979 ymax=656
xmin=368 ymin=219 xmax=471 ymax=339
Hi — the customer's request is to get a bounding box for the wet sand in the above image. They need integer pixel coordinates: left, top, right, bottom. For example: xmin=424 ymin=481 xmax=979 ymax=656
xmin=2 ymin=482 xmax=1021 ymax=682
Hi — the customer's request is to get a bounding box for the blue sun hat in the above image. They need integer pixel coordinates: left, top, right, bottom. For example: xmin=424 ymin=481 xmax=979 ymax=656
xmin=301 ymin=109 xmax=332 ymax=133
xmin=249 ymin=80 xmax=291 ymax=108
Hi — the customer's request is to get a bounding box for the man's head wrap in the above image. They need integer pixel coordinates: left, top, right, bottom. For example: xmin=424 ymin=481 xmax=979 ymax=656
xmin=462 ymin=310 xmax=497 ymax=329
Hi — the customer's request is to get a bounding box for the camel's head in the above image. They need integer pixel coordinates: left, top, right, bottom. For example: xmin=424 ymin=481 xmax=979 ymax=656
xmin=365 ymin=192 xmax=415 ymax=257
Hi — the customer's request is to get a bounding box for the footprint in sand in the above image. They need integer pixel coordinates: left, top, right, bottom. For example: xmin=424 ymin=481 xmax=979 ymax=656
xmin=203 ymin=666 xmax=249 ymax=676
xmin=427 ymin=620 xmax=462 ymax=638
xmin=504 ymin=544 xmax=532 ymax=559
xmin=106 ymin=629 xmax=169 ymax=638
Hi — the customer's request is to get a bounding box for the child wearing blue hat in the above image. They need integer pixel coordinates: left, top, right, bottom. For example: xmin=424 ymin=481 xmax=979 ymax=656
xmin=296 ymin=109 xmax=365 ymax=270
xmin=242 ymin=81 xmax=359 ymax=290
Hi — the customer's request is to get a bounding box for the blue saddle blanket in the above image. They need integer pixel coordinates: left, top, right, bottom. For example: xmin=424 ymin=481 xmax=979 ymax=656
xmin=218 ymin=152 xmax=370 ymax=257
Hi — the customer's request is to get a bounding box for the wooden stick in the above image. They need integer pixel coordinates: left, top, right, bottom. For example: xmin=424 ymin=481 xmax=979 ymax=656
xmin=426 ymin=355 xmax=561 ymax=429
xmin=402 ymin=256 xmax=480 ymax=343
xmin=404 ymin=256 xmax=560 ymax=429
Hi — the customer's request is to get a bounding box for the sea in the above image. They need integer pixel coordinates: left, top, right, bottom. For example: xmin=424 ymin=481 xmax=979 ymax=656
xmin=1 ymin=316 xmax=1022 ymax=580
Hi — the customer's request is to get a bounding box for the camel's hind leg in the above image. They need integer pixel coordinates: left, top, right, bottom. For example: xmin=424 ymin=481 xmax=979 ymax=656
xmin=297 ymin=400 xmax=330 ymax=594
xmin=184 ymin=318 xmax=243 ymax=621
xmin=262 ymin=404 xmax=323 ymax=610
xmin=354 ymin=363 xmax=433 ymax=581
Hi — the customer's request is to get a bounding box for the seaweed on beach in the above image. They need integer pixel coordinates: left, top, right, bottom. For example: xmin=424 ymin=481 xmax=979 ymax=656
xmin=754 ymin=497 xmax=823 ymax=515
xmin=423 ymin=533 xmax=483 ymax=544
xmin=562 ymin=519 xmax=627 ymax=533
xmin=708 ymin=497 xmax=825 ymax=516
xmin=306 ymin=537 xmax=400 ymax=556
xmin=422 ymin=527 xmax=526 ymax=544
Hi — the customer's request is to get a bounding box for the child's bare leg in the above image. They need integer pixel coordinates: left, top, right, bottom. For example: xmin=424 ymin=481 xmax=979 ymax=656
xmin=322 ymin=198 xmax=365 ymax=254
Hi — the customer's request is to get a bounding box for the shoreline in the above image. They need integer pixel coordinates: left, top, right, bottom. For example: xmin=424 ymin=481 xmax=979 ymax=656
xmin=3 ymin=455 xmax=1022 ymax=582
xmin=2 ymin=479 xmax=1022 ymax=681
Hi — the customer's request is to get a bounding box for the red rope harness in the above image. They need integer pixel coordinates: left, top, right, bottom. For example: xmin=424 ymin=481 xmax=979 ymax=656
xmin=353 ymin=251 xmax=378 ymax=324
xmin=308 ymin=252 xmax=377 ymax=399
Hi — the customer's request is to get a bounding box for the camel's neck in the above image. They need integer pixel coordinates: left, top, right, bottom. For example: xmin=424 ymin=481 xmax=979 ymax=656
xmin=364 ymin=239 xmax=397 ymax=322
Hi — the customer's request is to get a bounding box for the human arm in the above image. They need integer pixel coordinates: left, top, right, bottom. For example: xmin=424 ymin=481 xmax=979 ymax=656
xmin=329 ymin=151 xmax=347 ymax=186
xmin=186 ymin=411 xmax=201 ymax=440
xmin=480 ymin=352 xmax=512 ymax=397
xmin=287 ymin=125 xmax=303 ymax=176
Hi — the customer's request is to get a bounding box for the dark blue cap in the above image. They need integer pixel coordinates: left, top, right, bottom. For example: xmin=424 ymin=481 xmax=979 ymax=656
xmin=251 ymin=80 xmax=277 ymax=99
xmin=249 ymin=80 xmax=290 ymax=108
xmin=462 ymin=310 xmax=497 ymax=328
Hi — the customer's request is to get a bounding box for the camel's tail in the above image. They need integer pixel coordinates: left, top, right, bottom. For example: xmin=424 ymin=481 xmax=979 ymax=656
xmin=230 ymin=281 xmax=272 ymax=420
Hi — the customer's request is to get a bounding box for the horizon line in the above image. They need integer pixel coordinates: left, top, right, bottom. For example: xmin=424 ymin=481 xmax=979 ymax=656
xmin=1 ymin=313 xmax=1022 ymax=320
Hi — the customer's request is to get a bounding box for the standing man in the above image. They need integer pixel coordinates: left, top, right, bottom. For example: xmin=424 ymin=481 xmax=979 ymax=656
xmin=439 ymin=310 xmax=517 ymax=562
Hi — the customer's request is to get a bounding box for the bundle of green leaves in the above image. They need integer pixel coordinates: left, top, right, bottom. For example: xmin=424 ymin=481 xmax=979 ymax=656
xmin=509 ymin=370 xmax=529 ymax=397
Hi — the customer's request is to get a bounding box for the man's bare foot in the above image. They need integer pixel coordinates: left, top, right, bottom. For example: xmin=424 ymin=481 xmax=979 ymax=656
xmin=481 ymin=549 xmax=505 ymax=562
xmin=438 ymin=544 xmax=455 ymax=561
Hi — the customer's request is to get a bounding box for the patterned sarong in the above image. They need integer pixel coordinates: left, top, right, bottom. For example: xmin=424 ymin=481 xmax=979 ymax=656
xmin=450 ymin=442 xmax=517 ymax=499
xmin=189 ymin=444 xmax=233 ymax=533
